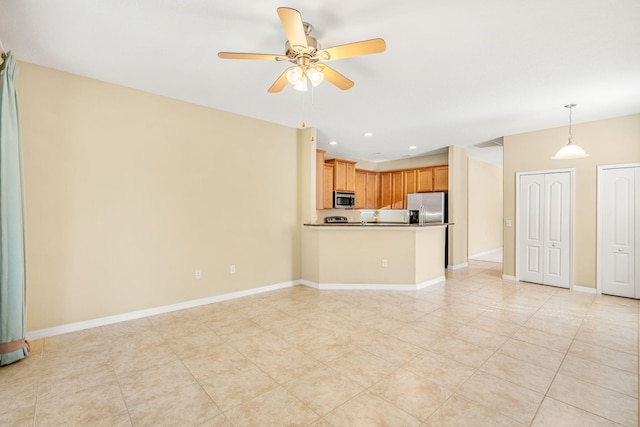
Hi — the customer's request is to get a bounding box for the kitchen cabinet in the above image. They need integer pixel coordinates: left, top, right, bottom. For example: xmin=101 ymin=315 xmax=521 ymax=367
xmin=379 ymin=172 xmax=392 ymax=209
xmin=391 ymin=171 xmax=404 ymax=209
xmin=433 ymin=166 xmax=448 ymax=191
xmin=403 ymin=169 xmax=417 ymax=208
xmin=355 ymin=169 xmax=380 ymax=209
xmin=366 ymin=172 xmax=379 ymax=208
xmin=355 ymin=169 xmax=367 ymax=209
xmin=323 ymin=163 xmax=334 ymax=209
xmin=325 ymin=158 xmax=357 ymax=192
xmin=416 ymin=167 xmax=434 ymax=192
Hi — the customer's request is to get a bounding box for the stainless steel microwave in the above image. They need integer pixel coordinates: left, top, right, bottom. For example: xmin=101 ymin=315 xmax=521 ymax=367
xmin=333 ymin=191 xmax=355 ymax=209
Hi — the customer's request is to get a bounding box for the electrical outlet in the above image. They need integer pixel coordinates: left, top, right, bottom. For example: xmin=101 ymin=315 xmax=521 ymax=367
xmin=505 ymin=219 xmax=512 ymax=227
xmin=195 ymin=269 xmax=202 ymax=279
xmin=381 ymin=259 xmax=388 ymax=268
xmin=230 ymin=264 xmax=236 ymax=274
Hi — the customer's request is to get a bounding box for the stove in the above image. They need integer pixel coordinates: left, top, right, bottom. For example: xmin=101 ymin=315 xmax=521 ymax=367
xmin=324 ymin=216 xmax=349 ymax=224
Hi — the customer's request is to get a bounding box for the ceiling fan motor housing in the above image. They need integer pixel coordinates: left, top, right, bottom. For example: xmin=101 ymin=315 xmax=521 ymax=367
xmin=285 ymin=38 xmax=319 ymax=58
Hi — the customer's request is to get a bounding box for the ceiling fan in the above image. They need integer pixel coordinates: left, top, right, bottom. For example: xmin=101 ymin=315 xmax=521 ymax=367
xmin=218 ymin=7 xmax=386 ymax=93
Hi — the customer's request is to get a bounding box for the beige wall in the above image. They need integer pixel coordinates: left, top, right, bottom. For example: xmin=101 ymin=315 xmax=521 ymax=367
xmin=468 ymin=158 xmax=503 ymax=256
xmin=448 ymin=146 xmax=468 ymax=267
xmin=18 ymin=62 xmax=301 ymax=331
xmin=375 ymin=152 xmax=449 ymax=172
xmin=503 ymin=113 xmax=640 ymax=287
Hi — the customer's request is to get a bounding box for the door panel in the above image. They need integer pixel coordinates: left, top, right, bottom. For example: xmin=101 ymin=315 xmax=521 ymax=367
xmin=519 ymin=175 xmax=544 ymax=284
xmin=526 ymin=247 xmax=541 ymax=274
xmin=613 ymin=253 xmax=630 ymax=284
xmin=518 ymin=171 xmax=571 ymax=288
xmin=543 ymin=173 xmax=570 ymax=288
xmin=600 ymin=167 xmax=636 ymax=298
xmin=547 ymin=247 xmax=562 ymax=276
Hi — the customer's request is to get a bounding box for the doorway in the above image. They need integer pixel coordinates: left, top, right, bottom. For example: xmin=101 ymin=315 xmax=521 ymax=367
xmin=597 ymin=164 xmax=640 ymax=298
xmin=516 ymin=169 xmax=574 ymax=288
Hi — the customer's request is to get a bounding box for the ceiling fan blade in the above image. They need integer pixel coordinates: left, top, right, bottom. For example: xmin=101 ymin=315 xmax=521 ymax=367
xmin=218 ymin=52 xmax=287 ymax=61
xmin=320 ymin=38 xmax=386 ymax=61
xmin=319 ymin=65 xmax=354 ymax=90
xmin=268 ymin=67 xmax=293 ymax=93
xmin=277 ymin=7 xmax=308 ymax=50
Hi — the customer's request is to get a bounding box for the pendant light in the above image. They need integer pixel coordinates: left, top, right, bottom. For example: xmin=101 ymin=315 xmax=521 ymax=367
xmin=552 ymin=104 xmax=589 ymax=159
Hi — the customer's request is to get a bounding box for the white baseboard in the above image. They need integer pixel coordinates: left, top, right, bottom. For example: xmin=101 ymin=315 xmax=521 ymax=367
xmin=26 ymin=280 xmax=298 ymax=340
xmin=468 ymin=248 xmax=502 ymax=260
xmin=447 ymin=262 xmax=468 ymax=271
xmin=502 ymin=275 xmax=516 ymax=281
xmin=26 ymin=273 xmax=454 ymax=340
xmin=417 ymin=276 xmax=446 ymax=289
xmin=298 ymin=279 xmax=319 ymax=289
xmin=573 ymin=285 xmax=597 ymax=294
xmin=301 ymin=276 xmax=446 ymax=291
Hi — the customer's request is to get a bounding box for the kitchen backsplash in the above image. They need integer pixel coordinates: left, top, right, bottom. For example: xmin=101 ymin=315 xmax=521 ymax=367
xmin=315 ymin=209 xmax=409 ymax=224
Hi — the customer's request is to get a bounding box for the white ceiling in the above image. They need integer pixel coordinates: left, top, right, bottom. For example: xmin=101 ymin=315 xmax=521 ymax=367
xmin=2 ymin=1 xmax=639 ymax=165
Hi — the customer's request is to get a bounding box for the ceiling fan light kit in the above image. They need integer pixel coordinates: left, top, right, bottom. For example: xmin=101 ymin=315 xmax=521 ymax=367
xmin=552 ymin=104 xmax=590 ymax=160
xmin=218 ymin=7 xmax=386 ymax=93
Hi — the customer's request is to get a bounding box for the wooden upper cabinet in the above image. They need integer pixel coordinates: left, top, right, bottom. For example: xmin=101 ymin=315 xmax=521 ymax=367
xmin=323 ymin=163 xmax=334 ymax=209
xmin=379 ymin=172 xmax=392 ymax=209
xmin=433 ymin=165 xmax=449 ymax=192
xmin=355 ymin=169 xmax=379 ymax=209
xmin=391 ymin=171 xmax=404 ymax=209
xmin=403 ymin=169 xmax=417 ymax=208
xmin=416 ymin=167 xmax=434 ymax=193
xmin=354 ymin=169 xmax=367 ymax=209
xmin=325 ymin=159 xmax=357 ymax=192
xmin=366 ymin=172 xmax=379 ymax=209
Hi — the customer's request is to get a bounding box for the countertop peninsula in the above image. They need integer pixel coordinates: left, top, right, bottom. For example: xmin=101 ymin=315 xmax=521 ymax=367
xmin=301 ymin=223 xmax=447 ymax=290
xmin=304 ymin=222 xmax=451 ymax=227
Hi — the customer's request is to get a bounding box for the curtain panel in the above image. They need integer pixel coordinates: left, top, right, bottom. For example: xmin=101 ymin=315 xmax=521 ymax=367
xmin=0 ymin=52 xmax=29 ymax=366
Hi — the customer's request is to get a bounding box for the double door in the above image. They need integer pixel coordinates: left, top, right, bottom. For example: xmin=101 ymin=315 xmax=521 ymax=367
xmin=598 ymin=165 xmax=640 ymax=298
xmin=517 ymin=171 xmax=572 ymax=288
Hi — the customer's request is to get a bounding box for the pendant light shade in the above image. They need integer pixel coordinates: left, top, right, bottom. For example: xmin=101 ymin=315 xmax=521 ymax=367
xmin=552 ymin=104 xmax=589 ymax=160
xmin=552 ymin=143 xmax=589 ymax=160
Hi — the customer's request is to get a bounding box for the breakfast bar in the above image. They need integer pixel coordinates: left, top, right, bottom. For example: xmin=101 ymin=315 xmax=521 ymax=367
xmin=301 ymin=223 xmax=447 ymax=290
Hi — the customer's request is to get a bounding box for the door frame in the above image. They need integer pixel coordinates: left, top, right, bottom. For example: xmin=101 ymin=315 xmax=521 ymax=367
xmin=515 ymin=168 xmax=575 ymax=288
xmin=596 ymin=163 xmax=640 ymax=295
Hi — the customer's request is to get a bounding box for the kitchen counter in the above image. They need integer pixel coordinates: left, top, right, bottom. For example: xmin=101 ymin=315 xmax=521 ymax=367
xmin=301 ymin=224 xmax=447 ymax=290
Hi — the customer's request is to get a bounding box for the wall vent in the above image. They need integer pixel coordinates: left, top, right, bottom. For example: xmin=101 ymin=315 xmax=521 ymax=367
xmin=474 ymin=137 xmax=504 ymax=148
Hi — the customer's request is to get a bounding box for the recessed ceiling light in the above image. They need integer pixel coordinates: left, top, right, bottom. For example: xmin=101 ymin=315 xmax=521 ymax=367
xmin=329 ymin=141 xmax=337 ymax=145
xmin=363 ymin=132 xmax=373 ymax=137
xmin=409 ymin=145 xmax=417 ymax=150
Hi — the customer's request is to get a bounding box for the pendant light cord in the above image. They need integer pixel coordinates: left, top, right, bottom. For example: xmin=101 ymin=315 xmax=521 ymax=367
xmin=568 ymin=106 xmax=573 ymax=143
xmin=565 ymin=104 xmax=576 ymax=145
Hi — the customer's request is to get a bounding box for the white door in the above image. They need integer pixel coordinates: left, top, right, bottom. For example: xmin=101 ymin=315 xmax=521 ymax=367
xmin=518 ymin=171 xmax=571 ymax=288
xmin=599 ymin=166 xmax=638 ymax=298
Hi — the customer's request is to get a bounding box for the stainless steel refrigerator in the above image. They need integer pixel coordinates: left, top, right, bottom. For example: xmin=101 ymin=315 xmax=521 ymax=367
xmin=407 ymin=192 xmax=447 ymax=224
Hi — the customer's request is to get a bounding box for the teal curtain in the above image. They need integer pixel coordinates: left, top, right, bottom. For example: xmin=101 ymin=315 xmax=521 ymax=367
xmin=0 ymin=52 xmax=29 ymax=366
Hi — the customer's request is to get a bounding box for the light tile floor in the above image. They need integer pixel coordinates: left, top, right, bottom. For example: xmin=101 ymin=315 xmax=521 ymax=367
xmin=1 ymin=260 xmax=638 ymax=426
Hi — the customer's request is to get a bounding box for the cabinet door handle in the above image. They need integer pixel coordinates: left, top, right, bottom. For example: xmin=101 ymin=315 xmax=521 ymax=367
xmin=618 ymin=248 xmax=624 ymax=252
